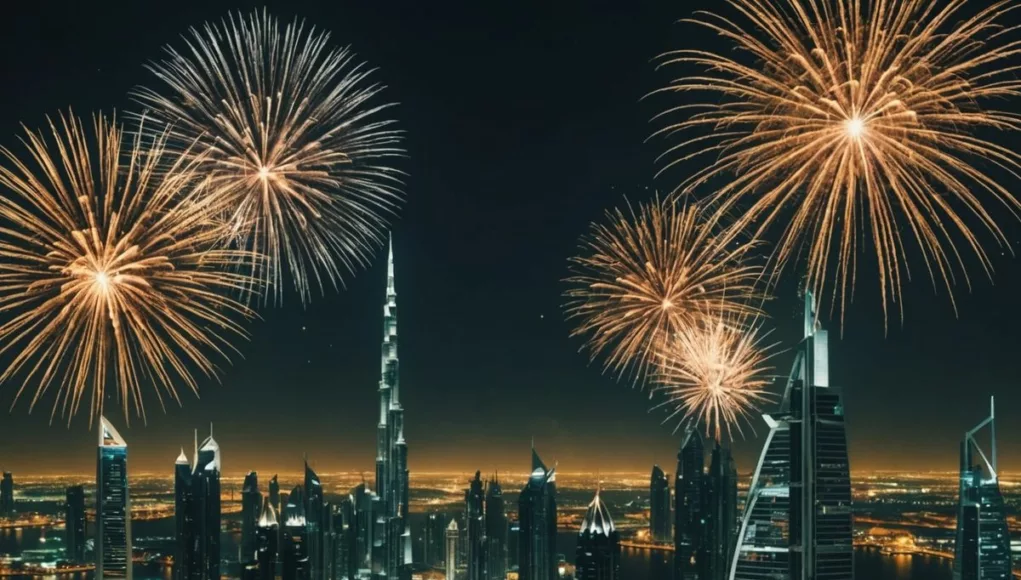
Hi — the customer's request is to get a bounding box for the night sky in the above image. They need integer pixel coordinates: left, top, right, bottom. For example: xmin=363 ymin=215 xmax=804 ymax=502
xmin=1 ymin=0 xmax=1020 ymax=478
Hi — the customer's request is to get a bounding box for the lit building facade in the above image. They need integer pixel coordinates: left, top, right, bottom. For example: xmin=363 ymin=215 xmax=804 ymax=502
xmin=445 ymin=520 xmax=459 ymax=580
xmin=374 ymin=238 xmax=412 ymax=580
xmin=97 ymin=416 xmax=132 ymax=580
xmin=675 ymin=426 xmax=704 ymax=580
xmin=575 ymin=490 xmax=619 ymax=580
xmin=730 ymin=292 xmax=852 ymax=580
xmin=518 ymin=446 xmax=557 ymax=580
xmin=649 ymin=465 xmax=671 ymax=543
xmin=485 ymin=477 xmax=508 ymax=580
xmin=953 ymin=397 xmax=1012 ymax=580
xmin=65 ymin=484 xmax=87 ymax=564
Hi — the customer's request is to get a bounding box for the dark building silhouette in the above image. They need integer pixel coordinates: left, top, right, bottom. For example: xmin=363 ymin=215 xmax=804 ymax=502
xmin=176 ymin=428 xmax=222 ymax=580
xmin=305 ymin=462 xmax=325 ymax=580
xmin=954 ymin=397 xmax=1012 ymax=580
xmin=465 ymin=471 xmax=487 ymax=580
xmin=174 ymin=449 xmax=192 ymax=580
xmin=485 ymin=477 xmax=508 ymax=580
xmin=703 ymin=443 xmax=737 ymax=580
xmin=256 ymin=497 xmax=279 ymax=580
xmin=283 ymin=485 xmax=308 ymax=580
xmin=507 ymin=522 xmax=520 ymax=572
xmin=575 ymin=490 xmax=619 ymax=580
xmin=674 ymin=427 xmax=704 ymax=580
xmin=518 ymin=446 xmax=557 ymax=580
xmin=242 ymin=472 xmax=261 ymax=565
xmin=424 ymin=512 xmax=447 ymax=568
xmin=65 ymin=485 xmax=87 ymax=563
xmin=649 ymin=465 xmax=671 ymax=543
xmin=374 ymin=239 xmax=412 ymax=580
xmin=0 ymin=472 xmax=12 ymax=517
xmin=97 ymin=416 xmax=132 ymax=580
xmin=731 ymin=292 xmax=853 ymax=580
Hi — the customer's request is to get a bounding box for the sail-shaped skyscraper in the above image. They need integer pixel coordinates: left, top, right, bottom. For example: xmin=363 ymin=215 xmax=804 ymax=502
xmin=729 ymin=292 xmax=853 ymax=580
xmin=374 ymin=237 xmax=412 ymax=580
xmin=953 ymin=397 xmax=1012 ymax=580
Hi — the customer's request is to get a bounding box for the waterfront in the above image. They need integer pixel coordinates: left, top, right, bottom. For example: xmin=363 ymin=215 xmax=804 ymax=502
xmin=1 ymin=523 xmax=954 ymax=579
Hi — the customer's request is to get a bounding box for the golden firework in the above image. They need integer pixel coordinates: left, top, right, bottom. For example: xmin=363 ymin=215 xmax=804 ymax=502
xmin=132 ymin=9 xmax=404 ymax=303
xmin=656 ymin=0 xmax=1021 ymax=323
xmin=564 ymin=195 xmax=763 ymax=383
xmin=0 ymin=111 xmax=256 ymax=424
xmin=654 ymin=313 xmax=777 ymax=441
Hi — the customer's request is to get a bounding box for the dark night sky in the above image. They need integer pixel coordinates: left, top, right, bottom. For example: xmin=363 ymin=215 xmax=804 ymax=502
xmin=1 ymin=0 xmax=1020 ymax=478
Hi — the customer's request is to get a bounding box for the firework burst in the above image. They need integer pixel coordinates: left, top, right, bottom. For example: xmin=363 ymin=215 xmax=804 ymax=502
xmin=654 ymin=313 xmax=777 ymax=441
xmin=656 ymin=0 xmax=1021 ymax=323
xmin=0 ymin=111 xmax=256 ymax=424
xmin=564 ymin=195 xmax=764 ymax=384
xmin=132 ymin=9 xmax=404 ymax=303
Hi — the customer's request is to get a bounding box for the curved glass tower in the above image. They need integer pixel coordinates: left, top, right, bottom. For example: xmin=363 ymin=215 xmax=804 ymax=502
xmin=953 ymin=397 xmax=1012 ymax=580
xmin=729 ymin=292 xmax=853 ymax=580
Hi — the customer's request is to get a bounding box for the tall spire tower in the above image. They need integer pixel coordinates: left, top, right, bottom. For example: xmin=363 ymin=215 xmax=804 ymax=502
xmin=729 ymin=291 xmax=852 ymax=580
xmin=374 ymin=235 xmax=411 ymax=580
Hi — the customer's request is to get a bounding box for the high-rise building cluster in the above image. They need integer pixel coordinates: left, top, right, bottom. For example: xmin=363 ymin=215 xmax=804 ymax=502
xmin=454 ymin=471 xmax=509 ymax=580
xmin=672 ymin=429 xmax=737 ymax=580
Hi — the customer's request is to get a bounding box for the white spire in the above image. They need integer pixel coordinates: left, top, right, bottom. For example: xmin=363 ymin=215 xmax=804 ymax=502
xmin=175 ymin=448 xmax=189 ymax=465
xmin=580 ymin=489 xmax=615 ymax=536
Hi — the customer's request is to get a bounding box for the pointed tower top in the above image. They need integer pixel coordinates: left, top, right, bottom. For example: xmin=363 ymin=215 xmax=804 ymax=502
xmin=580 ymin=488 xmax=615 ymax=536
xmin=447 ymin=519 xmax=459 ymax=531
xmin=258 ymin=495 xmax=278 ymax=528
xmin=99 ymin=416 xmax=127 ymax=448
xmin=176 ymin=448 xmax=189 ymax=465
xmin=387 ymin=234 xmax=396 ymax=293
xmin=531 ymin=445 xmax=548 ymax=476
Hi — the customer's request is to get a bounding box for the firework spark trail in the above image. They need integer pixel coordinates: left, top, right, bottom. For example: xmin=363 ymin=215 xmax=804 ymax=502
xmin=0 ymin=111 xmax=257 ymax=424
xmin=654 ymin=313 xmax=778 ymax=441
xmin=564 ymin=195 xmax=764 ymax=384
xmin=132 ymin=9 xmax=404 ymax=303
xmin=655 ymin=0 xmax=1021 ymax=324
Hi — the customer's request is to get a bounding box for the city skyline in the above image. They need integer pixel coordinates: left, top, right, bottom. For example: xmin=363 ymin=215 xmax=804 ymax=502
xmin=1 ymin=0 xmax=1021 ymax=481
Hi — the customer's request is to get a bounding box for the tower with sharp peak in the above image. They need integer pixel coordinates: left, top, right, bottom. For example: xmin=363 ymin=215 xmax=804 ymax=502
xmin=373 ymin=235 xmax=412 ymax=580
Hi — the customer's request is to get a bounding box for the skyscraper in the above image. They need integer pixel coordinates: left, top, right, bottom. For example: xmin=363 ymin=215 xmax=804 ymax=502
xmin=674 ymin=427 xmax=704 ymax=580
xmin=465 ymin=471 xmax=487 ymax=580
xmin=575 ymin=490 xmax=619 ymax=580
xmin=0 ymin=472 xmax=12 ymax=517
xmin=305 ymin=461 xmax=325 ymax=580
xmin=518 ymin=446 xmax=557 ymax=580
xmin=65 ymin=485 xmax=87 ymax=564
xmin=485 ymin=477 xmax=508 ymax=580
xmin=649 ymin=465 xmax=671 ymax=543
xmin=730 ymin=292 xmax=853 ymax=580
xmin=97 ymin=416 xmax=132 ymax=580
xmin=424 ymin=513 xmax=447 ymax=568
xmin=174 ymin=449 xmax=192 ymax=580
xmin=283 ymin=485 xmax=308 ymax=580
xmin=374 ymin=237 xmax=412 ymax=580
xmin=257 ymin=497 xmax=279 ymax=580
xmin=243 ymin=472 xmax=262 ymax=565
xmin=445 ymin=520 xmax=459 ymax=580
xmin=188 ymin=429 xmax=222 ymax=580
xmin=703 ymin=443 xmax=737 ymax=580
xmin=953 ymin=397 xmax=1012 ymax=580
